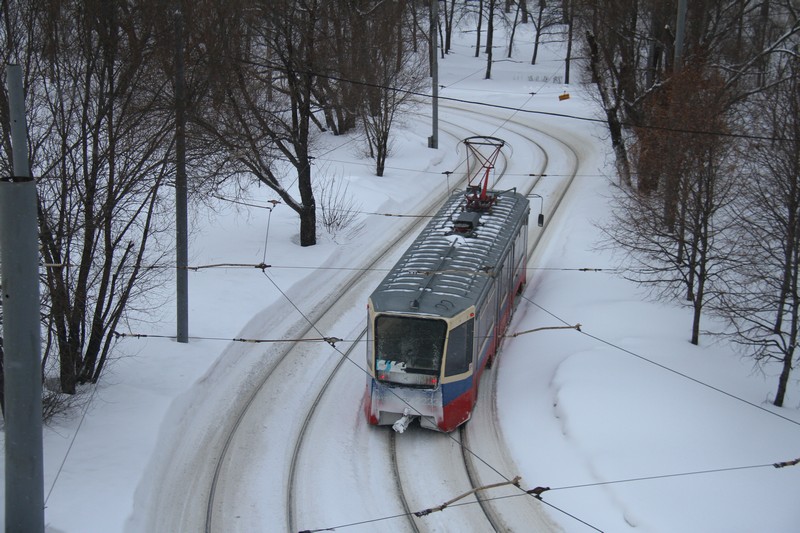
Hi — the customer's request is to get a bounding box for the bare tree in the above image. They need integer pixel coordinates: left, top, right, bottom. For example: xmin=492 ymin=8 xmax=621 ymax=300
xmin=193 ymin=0 xmax=327 ymax=247
xmin=530 ymin=0 xmax=563 ymax=65
xmin=10 ymin=0 xmax=174 ymax=394
xmin=564 ymin=0 xmax=574 ymax=83
xmin=485 ymin=0 xmax=498 ymax=78
xmin=475 ymin=0 xmax=485 ymax=58
xmin=585 ymin=28 xmax=633 ymax=186
xmin=575 ymin=0 xmax=800 ymax=189
xmin=441 ymin=0 xmax=458 ymax=54
xmin=507 ymin=0 xmax=522 ymax=57
xmin=606 ymin=63 xmax=740 ymax=345
xmin=314 ymin=1 xmax=370 ymax=135
xmin=360 ymin=1 xmax=426 ymax=176
xmin=715 ymin=58 xmax=800 ymax=406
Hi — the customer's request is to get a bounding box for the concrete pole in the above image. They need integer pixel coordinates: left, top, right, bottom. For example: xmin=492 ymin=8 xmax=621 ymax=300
xmin=2 ymin=64 xmax=45 ymax=533
xmin=428 ymin=0 xmax=439 ymax=149
xmin=175 ymin=11 xmax=189 ymax=343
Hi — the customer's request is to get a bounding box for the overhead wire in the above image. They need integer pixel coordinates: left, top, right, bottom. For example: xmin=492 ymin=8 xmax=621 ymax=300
xmin=302 ymin=454 xmax=799 ymax=532
xmin=106 ymin=228 xmax=800 ymax=532
xmin=117 ymin=261 xmax=798 ymax=532
xmin=40 ymin=25 xmax=799 ymax=533
xmin=76 ymin=51 xmax=800 ymax=531
xmin=257 ymin=59 xmax=798 ymax=143
xmin=215 ymin=43 xmax=795 ymax=532
xmin=244 ymin=262 xmax=605 ymax=532
xmin=44 ymin=379 xmax=101 ymax=507
xmin=116 ymin=242 xmax=800 ymax=529
xmin=518 ymin=294 xmax=800 ymax=429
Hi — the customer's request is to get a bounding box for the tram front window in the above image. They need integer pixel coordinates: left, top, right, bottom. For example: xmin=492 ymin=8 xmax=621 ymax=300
xmin=375 ymin=316 xmax=446 ymax=386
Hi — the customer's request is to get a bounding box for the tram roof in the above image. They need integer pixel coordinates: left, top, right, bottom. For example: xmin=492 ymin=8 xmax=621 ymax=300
xmin=369 ymin=188 xmax=530 ymax=319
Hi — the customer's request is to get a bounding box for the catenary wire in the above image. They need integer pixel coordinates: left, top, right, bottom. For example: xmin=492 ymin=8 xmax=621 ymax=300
xmin=44 ymin=378 xmax=102 ymax=506
xmin=519 ymin=294 xmax=800 ymax=429
xmin=256 ymin=59 xmax=798 ymax=143
xmin=105 ymin=235 xmax=798 ymax=530
xmin=115 ymin=269 xmax=799 ymax=532
xmin=248 ymin=272 xmax=604 ymax=532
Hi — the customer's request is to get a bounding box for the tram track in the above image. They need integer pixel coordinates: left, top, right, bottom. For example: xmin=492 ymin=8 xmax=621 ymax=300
xmin=200 ymin=216 xmax=431 ymax=532
xmin=133 ymin=119 xmax=469 ymax=533
xmin=289 ymin=112 xmax=555 ymax=532
xmin=287 ymin=105 xmax=577 ymax=532
xmin=147 ymin=102 xmax=586 ymax=533
xmin=201 ymin=121 xmax=477 ymax=533
xmin=362 ymin=103 xmax=577 ymax=533
xmin=446 ymin=101 xmax=581 ymax=532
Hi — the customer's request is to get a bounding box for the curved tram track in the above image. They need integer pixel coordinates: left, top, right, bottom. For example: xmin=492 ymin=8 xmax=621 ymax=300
xmin=197 ymin=106 xmax=585 ymax=533
xmin=289 ymin=106 xmax=581 ymax=532
xmin=382 ymin=105 xmax=579 ymax=532
xmin=202 ymin=121 xmax=478 ymax=533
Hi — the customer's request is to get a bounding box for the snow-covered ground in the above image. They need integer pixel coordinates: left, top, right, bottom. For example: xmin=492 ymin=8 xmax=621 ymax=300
xmin=2 ymin=19 xmax=799 ymax=533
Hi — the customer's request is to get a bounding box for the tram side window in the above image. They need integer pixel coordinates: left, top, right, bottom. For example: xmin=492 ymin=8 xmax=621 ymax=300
xmin=497 ymin=265 xmax=508 ymax=311
xmin=515 ymin=231 xmax=525 ymax=271
xmin=445 ymin=319 xmax=474 ymax=376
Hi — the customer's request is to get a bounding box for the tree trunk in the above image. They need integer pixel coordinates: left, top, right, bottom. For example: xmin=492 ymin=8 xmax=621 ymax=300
xmin=508 ymin=1 xmax=521 ymax=58
xmin=475 ymin=0 xmax=483 ymax=58
xmin=485 ymin=0 xmax=495 ymax=79
xmin=531 ymin=0 xmax=544 ymax=65
xmin=586 ymin=31 xmax=632 ymax=187
xmin=564 ymin=1 xmax=573 ymax=83
xmin=774 ymin=349 xmax=793 ymax=407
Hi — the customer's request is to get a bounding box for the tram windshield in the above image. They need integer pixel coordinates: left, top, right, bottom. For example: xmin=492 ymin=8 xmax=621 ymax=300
xmin=374 ymin=315 xmax=446 ymax=386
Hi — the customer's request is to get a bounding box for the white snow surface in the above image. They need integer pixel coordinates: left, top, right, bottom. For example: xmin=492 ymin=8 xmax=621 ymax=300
xmin=2 ymin=22 xmax=799 ymax=533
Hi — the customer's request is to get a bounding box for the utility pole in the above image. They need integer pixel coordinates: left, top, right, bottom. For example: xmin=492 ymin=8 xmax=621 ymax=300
xmin=1 ymin=64 xmax=45 ymax=533
xmin=428 ymin=0 xmax=439 ymax=149
xmin=674 ymin=0 xmax=688 ymax=71
xmin=175 ymin=9 xmax=189 ymax=343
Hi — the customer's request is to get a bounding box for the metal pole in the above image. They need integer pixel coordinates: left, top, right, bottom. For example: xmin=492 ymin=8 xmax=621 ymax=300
xmin=428 ymin=0 xmax=439 ymax=149
xmin=2 ymin=64 xmax=45 ymax=533
xmin=175 ymin=10 xmax=189 ymax=343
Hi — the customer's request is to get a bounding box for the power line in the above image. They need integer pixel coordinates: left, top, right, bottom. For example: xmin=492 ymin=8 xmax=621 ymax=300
xmin=519 ymin=294 xmax=800 ymax=429
xmin=112 ymin=330 xmax=342 ymax=346
xmin=299 ymin=454 xmax=800 ymax=533
xmin=45 ymin=382 xmax=101 ymax=507
xmin=111 ymin=266 xmax=799 ymax=532
xmin=113 ymin=269 xmax=800 ymax=430
xmin=241 ymin=269 xmax=605 ymax=532
xmin=258 ymin=60 xmax=799 ymax=143
xmin=214 ymin=274 xmax=785 ymax=533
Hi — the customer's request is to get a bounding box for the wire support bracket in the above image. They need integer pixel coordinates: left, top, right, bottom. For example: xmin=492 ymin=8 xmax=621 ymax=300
xmin=414 ymin=476 xmax=522 ymax=517
xmin=509 ymin=323 xmax=582 ymax=338
xmin=773 ymin=456 xmax=800 ymax=469
xmin=182 ymin=262 xmax=272 ymax=271
xmin=112 ymin=331 xmax=344 ymax=345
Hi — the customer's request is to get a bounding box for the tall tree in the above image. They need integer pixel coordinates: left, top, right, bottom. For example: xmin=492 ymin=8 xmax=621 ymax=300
xmin=359 ymin=1 xmax=426 ymax=176
xmin=607 ymin=63 xmax=740 ymax=345
xmin=194 ymin=0 xmax=324 ymax=247
xmin=575 ymin=0 xmax=800 ymax=189
xmin=475 ymin=0 xmax=484 ymax=58
xmin=19 ymin=0 xmax=173 ymax=393
xmin=531 ymin=0 xmax=562 ymax=65
xmin=485 ymin=0 xmax=498 ymax=78
xmin=717 ymin=58 xmax=800 ymax=406
xmin=441 ymin=0 xmax=457 ymax=53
